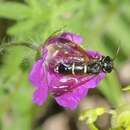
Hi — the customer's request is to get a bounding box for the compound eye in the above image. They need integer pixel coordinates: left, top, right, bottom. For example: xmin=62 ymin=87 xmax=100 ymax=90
xmin=104 ymin=56 xmax=112 ymax=63
xmin=105 ymin=65 xmax=113 ymax=73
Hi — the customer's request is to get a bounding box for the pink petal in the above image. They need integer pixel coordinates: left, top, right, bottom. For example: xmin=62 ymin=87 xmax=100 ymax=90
xmin=32 ymin=86 xmax=48 ymax=106
xmin=55 ymin=85 xmax=88 ymax=110
xmin=60 ymin=32 xmax=83 ymax=44
xmin=87 ymin=50 xmax=102 ymax=58
xmin=83 ymin=72 xmax=106 ymax=88
xmin=47 ymin=32 xmax=83 ymax=45
xmin=29 ymin=59 xmax=49 ymax=105
xmin=29 ymin=59 xmax=44 ymax=88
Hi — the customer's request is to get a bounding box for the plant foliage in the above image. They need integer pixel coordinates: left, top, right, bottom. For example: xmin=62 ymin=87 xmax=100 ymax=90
xmin=0 ymin=0 xmax=130 ymax=129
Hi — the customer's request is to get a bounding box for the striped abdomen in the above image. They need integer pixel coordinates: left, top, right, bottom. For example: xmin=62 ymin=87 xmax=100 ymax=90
xmin=55 ymin=62 xmax=101 ymax=75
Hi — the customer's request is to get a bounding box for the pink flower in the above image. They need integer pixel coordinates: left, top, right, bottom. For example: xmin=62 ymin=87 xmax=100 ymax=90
xmin=29 ymin=32 xmax=106 ymax=110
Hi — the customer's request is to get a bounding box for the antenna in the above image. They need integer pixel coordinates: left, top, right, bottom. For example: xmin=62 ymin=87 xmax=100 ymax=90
xmin=112 ymin=45 xmax=121 ymax=61
xmin=50 ymin=25 xmax=67 ymax=36
xmin=42 ymin=25 xmax=67 ymax=47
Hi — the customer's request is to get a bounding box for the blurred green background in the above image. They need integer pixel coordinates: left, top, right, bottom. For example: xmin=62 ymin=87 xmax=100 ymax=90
xmin=0 ymin=0 xmax=130 ymax=130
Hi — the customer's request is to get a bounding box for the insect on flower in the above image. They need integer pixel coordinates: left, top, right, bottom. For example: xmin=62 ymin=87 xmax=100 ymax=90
xmin=29 ymin=31 xmax=117 ymax=109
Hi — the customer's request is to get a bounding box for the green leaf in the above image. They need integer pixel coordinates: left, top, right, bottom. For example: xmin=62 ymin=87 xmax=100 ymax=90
xmin=7 ymin=19 xmax=36 ymax=36
xmin=0 ymin=2 xmax=30 ymax=20
xmin=122 ymin=86 xmax=130 ymax=91
xmin=111 ymin=104 xmax=130 ymax=129
xmin=99 ymin=72 xmax=123 ymax=107
xmin=25 ymin=0 xmax=45 ymax=8
xmin=7 ymin=19 xmax=49 ymax=41
xmin=79 ymin=107 xmax=105 ymax=124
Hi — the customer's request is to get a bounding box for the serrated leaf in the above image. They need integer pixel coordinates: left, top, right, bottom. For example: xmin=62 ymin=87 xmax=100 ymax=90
xmin=25 ymin=0 xmax=44 ymax=8
xmin=7 ymin=19 xmax=49 ymax=41
xmin=8 ymin=19 xmax=36 ymax=35
xmin=0 ymin=2 xmax=30 ymax=20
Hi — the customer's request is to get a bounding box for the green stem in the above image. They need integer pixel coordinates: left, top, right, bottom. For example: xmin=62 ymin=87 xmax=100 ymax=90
xmin=0 ymin=42 xmax=38 ymax=51
xmin=87 ymin=123 xmax=99 ymax=130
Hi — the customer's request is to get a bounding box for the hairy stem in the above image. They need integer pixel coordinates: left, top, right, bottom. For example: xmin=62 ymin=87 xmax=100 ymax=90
xmin=0 ymin=42 xmax=38 ymax=51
